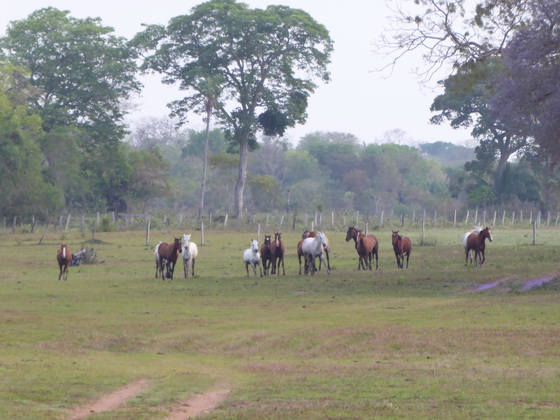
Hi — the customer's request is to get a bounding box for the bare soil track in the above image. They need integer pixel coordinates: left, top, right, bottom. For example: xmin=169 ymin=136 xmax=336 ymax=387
xmin=68 ymin=378 xmax=230 ymax=419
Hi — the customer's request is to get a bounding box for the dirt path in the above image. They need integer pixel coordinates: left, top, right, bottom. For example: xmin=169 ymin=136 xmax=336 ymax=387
xmin=69 ymin=378 xmax=152 ymax=419
xmin=68 ymin=379 xmax=229 ymax=420
xmin=167 ymin=388 xmax=230 ymax=420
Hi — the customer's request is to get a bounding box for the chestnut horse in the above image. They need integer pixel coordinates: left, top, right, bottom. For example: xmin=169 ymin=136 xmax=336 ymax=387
xmin=56 ymin=244 xmax=73 ymax=280
xmin=465 ymin=226 xmax=493 ymax=266
xmin=260 ymin=235 xmax=273 ymax=275
xmin=345 ymin=226 xmax=378 ymax=270
xmin=270 ymin=232 xmax=285 ymax=275
xmin=157 ymin=237 xmax=182 ymax=280
xmin=391 ymin=230 xmax=411 ymax=269
xmin=356 ymin=229 xmax=379 ymax=270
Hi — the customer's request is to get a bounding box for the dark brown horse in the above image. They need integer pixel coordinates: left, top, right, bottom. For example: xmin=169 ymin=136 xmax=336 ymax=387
xmin=270 ymin=232 xmax=285 ymax=275
xmin=56 ymin=244 xmax=73 ymax=280
xmin=392 ymin=230 xmax=411 ymax=269
xmin=465 ymin=226 xmax=493 ymax=266
xmin=157 ymin=237 xmax=182 ymax=280
xmin=356 ymin=229 xmax=379 ymax=270
xmin=346 ymin=226 xmax=378 ymax=270
xmin=260 ymin=235 xmax=273 ymax=275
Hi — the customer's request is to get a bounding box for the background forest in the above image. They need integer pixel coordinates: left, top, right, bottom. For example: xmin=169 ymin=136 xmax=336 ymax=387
xmin=1 ymin=0 xmax=559 ymax=223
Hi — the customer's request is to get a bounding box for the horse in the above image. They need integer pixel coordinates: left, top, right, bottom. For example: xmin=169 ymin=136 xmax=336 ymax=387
xmin=356 ymin=229 xmax=379 ymax=270
xmin=465 ymin=226 xmax=493 ymax=267
xmin=56 ymin=244 xmax=73 ymax=280
xmin=154 ymin=242 xmax=165 ymax=278
xmin=302 ymin=230 xmax=331 ymax=271
xmin=391 ymin=230 xmax=412 ymax=269
xmin=244 ymin=239 xmax=263 ymax=277
xmin=302 ymin=231 xmax=330 ymax=275
xmin=260 ymin=235 xmax=273 ymax=275
xmin=346 ymin=226 xmax=378 ymax=270
xmin=463 ymin=226 xmax=482 ymax=265
xmin=182 ymin=234 xmax=198 ymax=278
xmin=270 ymin=232 xmax=285 ymax=275
xmin=157 ymin=237 xmax=182 ymax=280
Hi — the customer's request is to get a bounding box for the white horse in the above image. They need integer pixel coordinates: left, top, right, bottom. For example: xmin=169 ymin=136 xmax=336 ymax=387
xmin=154 ymin=242 xmax=164 ymax=278
xmin=463 ymin=226 xmax=482 ymax=265
xmin=182 ymin=234 xmax=199 ymax=278
xmin=302 ymin=231 xmax=330 ymax=275
xmin=243 ymin=239 xmax=262 ymax=277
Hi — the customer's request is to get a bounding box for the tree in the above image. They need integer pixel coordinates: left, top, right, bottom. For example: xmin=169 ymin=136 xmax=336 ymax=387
xmin=1 ymin=7 xmax=140 ymax=143
xmin=133 ymin=0 xmax=332 ymax=218
xmin=377 ymin=0 xmax=530 ymax=80
xmin=430 ymin=59 xmax=529 ymax=195
xmin=491 ymin=0 xmax=560 ymax=162
xmin=0 ymin=87 xmax=62 ymax=218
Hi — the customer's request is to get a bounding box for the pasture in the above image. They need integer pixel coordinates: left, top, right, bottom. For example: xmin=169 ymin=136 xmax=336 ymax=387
xmin=1 ymin=226 xmax=560 ymax=419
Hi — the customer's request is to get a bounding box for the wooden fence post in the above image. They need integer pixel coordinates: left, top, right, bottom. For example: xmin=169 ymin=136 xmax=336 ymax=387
xmin=145 ymin=217 xmax=150 ymax=246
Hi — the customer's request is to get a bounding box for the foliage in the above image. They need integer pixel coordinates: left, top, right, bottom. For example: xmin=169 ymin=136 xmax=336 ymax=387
xmin=133 ymin=0 xmax=333 ymax=217
xmin=491 ymin=0 xmax=560 ymax=162
xmin=1 ymin=7 xmax=140 ymax=143
xmin=0 ymin=88 xmax=62 ymax=218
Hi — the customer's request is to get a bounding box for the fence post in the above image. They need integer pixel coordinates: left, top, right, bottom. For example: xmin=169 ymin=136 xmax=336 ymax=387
xmin=502 ymin=211 xmax=506 ymax=226
xmin=223 ymin=214 xmax=228 ymax=229
xmin=453 ymin=209 xmax=457 ymax=227
xmin=201 ymin=222 xmax=205 ymax=246
xmin=533 ymin=220 xmax=537 ymax=245
xmin=145 ymin=217 xmax=150 ymax=246
xmin=257 ymin=223 xmax=261 ymax=243
xmin=412 ymin=209 xmax=416 ymax=225
xmin=421 ymin=218 xmax=425 ymax=245
xmin=380 ymin=211 xmax=384 ymax=228
xmin=512 ymin=211 xmax=515 ymax=226
xmin=493 ymin=211 xmax=497 ymax=226
xmin=465 ymin=210 xmax=469 ymax=226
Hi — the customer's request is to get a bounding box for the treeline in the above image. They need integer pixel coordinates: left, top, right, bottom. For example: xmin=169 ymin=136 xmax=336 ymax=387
xmin=1 ymin=4 xmax=559 ymax=223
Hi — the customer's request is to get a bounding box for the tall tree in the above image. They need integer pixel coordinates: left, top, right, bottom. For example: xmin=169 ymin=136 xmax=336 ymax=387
xmin=132 ymin=0 xmax=332 ymax=218
xmin=491 ymin=0 xmax=560 ymax=161
xmin=1 ymin=7 xmax=140 ymax=142
xmin=430 ymin=59 xmax=529 ymax=193
xmin=377 ymin=0 xmax=530 ymax=80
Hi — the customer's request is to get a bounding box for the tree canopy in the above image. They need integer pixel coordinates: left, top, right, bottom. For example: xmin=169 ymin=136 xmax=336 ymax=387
xmin=132 ymin=0 xmax=333 ymax=218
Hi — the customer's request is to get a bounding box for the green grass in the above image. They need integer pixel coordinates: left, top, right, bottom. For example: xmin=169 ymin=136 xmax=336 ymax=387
xmin=1 ymin=226 xmax=560 ymax=419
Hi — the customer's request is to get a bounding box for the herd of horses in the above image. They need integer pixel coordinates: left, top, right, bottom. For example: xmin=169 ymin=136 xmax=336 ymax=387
xmin=56 ymin=225 xmax=493 ymax=280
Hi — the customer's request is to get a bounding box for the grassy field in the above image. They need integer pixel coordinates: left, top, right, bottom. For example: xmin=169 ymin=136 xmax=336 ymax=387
xmin=1 ymin=225 xmax=559 ymax=419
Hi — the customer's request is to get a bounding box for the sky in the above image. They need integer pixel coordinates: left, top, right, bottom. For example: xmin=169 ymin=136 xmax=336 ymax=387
xmin=0 ymin=0 xmax=472 ymax=146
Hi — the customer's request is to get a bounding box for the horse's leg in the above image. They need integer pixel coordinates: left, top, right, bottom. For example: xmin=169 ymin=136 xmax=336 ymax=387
xmin=183 ymin=258 xmax=188 ymax=278
xmin=325 ymin=249 xmax=331 ymax=271
xmin=321 ymin=255 xmax=330 ymax=275
xmin=281 ymin=255 xmax=285 ymax=276
xmin=406 ymin=252 xmax=409 ymax=268
xmin=192 ymin=259 xmax=195 ymax=277
xmin=58 ymin=263 xmax=62 ymax=280
xmin=258 ymin=262 xmax=263 ymax=277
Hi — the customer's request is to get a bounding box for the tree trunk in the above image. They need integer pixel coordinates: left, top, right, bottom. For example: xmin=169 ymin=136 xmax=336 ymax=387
xmin=234 ymin=141 xmax=250 ymax=219
xmin=197 ymin=102 xmax=212 ymax=221
xmin=494 ymin=147 xmax=511 ymax=191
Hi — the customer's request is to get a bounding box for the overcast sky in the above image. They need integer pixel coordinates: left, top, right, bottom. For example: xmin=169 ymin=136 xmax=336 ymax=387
xmin=1 ymin=0 xmax=472 ymax=146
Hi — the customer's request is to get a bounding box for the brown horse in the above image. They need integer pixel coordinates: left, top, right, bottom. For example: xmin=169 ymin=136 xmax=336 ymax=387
xmin=465 ymin=226 xmax=493 ymax=266
xmin=302 ymin=230 xmax=331 ymax=271
xmin=346 ymin=226 xmax=378 ymax=270
xmin=356 ymin=229 xmax=379 ymax=270
xmin=56 ymin=244 xmax=73 ymax=280
xmin=260 ymin=235 xmax=273 ymax=275
xmin=270 ymin=232 xmax=285 ymax=275
xmin=157 ymin=237 xmax=182 ymax=280
xmin=391 ymin=230 xmax=411 ymax=269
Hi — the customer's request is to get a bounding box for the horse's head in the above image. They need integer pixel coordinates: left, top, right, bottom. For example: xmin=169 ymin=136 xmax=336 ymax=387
xmin=391 ymin=230 xmax=399 ymax=245
xmin=183 ymin=234 xmax=191 ymax=247
xmin=174 ymin=237 xmax=182 ymax=253
xmin=251 ymin=239 xmax=259 ymax=253
xmin=302 ymin=229 xmax=310 ymax=239
xmin=263 ymin=235 xmax=271 ymax=246
xmin=316 ymin=232 xmax=327 ymax=248
xmin=482 ymin=227 xmax=493 ymax=242
xmin=274 ymin=232 xmax=282 ymax=246
xmin=356 ymin=229 xmax=364 ymax=240
xmin=345 ymin=226 xmax=357 ymax=242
